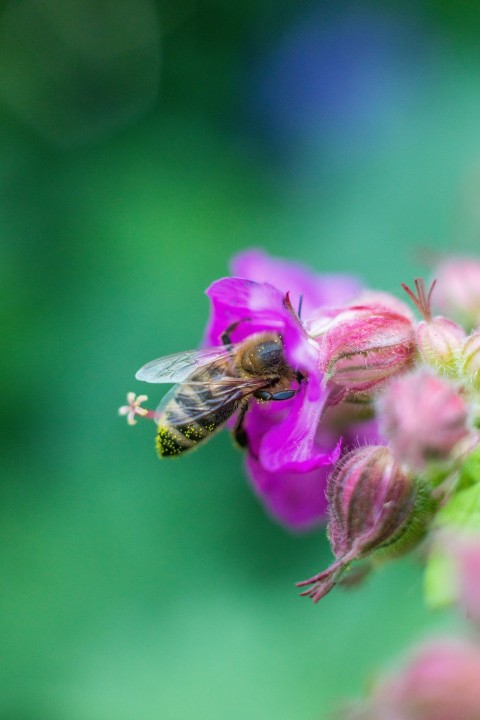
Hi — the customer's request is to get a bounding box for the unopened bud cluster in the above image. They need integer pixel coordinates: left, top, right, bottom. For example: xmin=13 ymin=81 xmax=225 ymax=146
xmin=299 ymin=258 xmax=480 ymax=603
xmin=121 ymin=248 xmax=480 ymax=608
xmin=316 ymin=257 xmax=480 ymax=720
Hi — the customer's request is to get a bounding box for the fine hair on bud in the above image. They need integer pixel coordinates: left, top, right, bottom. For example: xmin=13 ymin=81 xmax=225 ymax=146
xmin=459 ymin=329 xmax=480 ymax=389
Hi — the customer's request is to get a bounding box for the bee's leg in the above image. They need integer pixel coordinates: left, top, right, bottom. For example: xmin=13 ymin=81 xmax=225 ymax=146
xmin=233 ymin=400 xmax=249 ymax=448
xmin=221 ymin=318 xmax=251 ymax=346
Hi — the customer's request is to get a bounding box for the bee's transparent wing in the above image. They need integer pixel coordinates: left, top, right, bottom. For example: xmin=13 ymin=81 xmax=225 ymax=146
xmin=135 ymin=345 xmax=235 ymax=384
xmin=154 ymin=376 xmax=269 ymax=424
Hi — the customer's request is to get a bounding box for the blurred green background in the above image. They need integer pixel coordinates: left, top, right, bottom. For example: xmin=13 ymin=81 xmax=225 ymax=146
xmin=2 ymin=1 xmax=480 ymax=717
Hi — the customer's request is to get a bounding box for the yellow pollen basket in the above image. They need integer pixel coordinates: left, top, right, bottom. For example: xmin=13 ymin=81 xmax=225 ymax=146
xmin=156 ymin=426 xmax=183 ymax=457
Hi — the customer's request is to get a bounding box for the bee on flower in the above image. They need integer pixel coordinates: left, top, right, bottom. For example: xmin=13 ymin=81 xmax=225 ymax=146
xmin=120 ymin=249 xmax=480 ymax=604
xmin=120 ymin=249 xmax=415 ymax=529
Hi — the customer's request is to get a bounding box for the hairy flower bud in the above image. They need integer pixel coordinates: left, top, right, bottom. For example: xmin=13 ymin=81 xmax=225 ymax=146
xmin=416 ymin=317 xmax=465 ymax=373
xmin=403 ymin=278 xmax=465 ymax=374
xmin=459 ymin=329 xmax=480 ymax=389
xmin=377 ymin=369 xmax=470 ymax=471
xmin=342 ymin=638 xmax=480 ymax=720
xmin=433 ymin=256 xmax=480 ymax=331
xmin=312 ymin=296 xmax=416 ymax=393
xmin=297 ymin=446 xmax=433 ymax=602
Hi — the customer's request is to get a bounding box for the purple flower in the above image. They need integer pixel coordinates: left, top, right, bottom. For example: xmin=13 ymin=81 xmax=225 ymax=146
xmin=205 ymin=249 xmax=365 ymax=529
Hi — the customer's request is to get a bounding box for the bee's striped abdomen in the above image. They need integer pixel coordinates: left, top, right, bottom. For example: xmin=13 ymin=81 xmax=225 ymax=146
xmin=156 ymin=381 xmax=239 ymax=457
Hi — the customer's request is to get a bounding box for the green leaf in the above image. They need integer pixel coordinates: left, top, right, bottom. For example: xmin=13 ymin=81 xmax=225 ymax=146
xmin=436 ymin=482 xmax=480 ymax=532
xmin=424 ymin=473 xmax=480 ymax=609
xmin=424 ymin=548 xmax=457 ymax=609
xmin=457 ymin=446 xmax=480 ymax=491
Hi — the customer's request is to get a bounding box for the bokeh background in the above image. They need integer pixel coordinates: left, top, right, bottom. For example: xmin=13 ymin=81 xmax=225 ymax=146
xmin=2 ymin=1 xmax=480 ymax=717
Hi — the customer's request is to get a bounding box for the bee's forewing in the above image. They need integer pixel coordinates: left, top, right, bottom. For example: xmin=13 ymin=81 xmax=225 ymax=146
xmin=135 ymin=345 xmax=234 ymax=383
xmin=154 ymin=377 xmax=269 ymax=423
xmin=154 ymin=384 xmax=178 ymax=421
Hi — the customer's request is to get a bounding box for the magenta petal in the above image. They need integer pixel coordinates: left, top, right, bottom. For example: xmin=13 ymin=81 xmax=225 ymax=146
xmin=246 ymin=454 xmax=331 ymax=529
xmin=232 ymin=248 xmax=362 ymax=318
xmin=205 ymin=277 xmax=286 ymax=345
xmin=206 ymin=277 xmax=283 ymax=313
xmin=280 ymin=315 xmax=321 ymax=379
xmin=258 ymin=380 xmax=341 ymax=472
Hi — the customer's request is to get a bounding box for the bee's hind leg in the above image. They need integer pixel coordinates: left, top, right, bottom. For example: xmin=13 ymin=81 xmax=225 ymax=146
xmin=233 ymin=400 xmax=249 ymax=448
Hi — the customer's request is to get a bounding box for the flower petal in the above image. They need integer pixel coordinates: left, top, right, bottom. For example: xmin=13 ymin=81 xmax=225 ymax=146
xmin=245 ymin=454 xmax=331 ymax=529
xmin=205 ymin=277 xmax=287 ymax=345
xmin=232 ymin=248 xmax=362 ymax=318
xmin=257 ymin=377 xmax=341 ymax=472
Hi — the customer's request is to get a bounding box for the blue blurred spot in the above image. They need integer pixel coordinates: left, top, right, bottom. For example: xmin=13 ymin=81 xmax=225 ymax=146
xmin=251 ymin=6 xmax=436 ymax=155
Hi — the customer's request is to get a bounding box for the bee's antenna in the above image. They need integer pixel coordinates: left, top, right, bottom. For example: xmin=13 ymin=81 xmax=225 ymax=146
xmin=284 ymin=291 xmax=304 ymax=324
xmin=298 ymin=294 xmax=303 ymax=319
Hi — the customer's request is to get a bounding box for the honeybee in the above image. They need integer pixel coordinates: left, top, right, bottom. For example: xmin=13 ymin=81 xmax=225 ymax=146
xmin=135 ymin=330 xmax=302 ymax=456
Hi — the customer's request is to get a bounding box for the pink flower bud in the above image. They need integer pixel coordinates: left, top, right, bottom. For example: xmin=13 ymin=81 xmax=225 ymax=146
xmin=459 ymin=329 xmax=480 ymax=388
xmin=416 ymin=317 xmax=465 ymax=372
xmin=433 ymin=256 xmax=480 ymax=330
xmin=345 ymin=638 xmax=480 ymax=720
xmin=377 ymin=369 xmax=470 ymax=471
xmin=403 ymin=278 xmax=465 ymax=373
xmin=297 ymin=446 xmax=432 ymax=602
xmin=315 ymin=297 xmax=416 ymax=392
